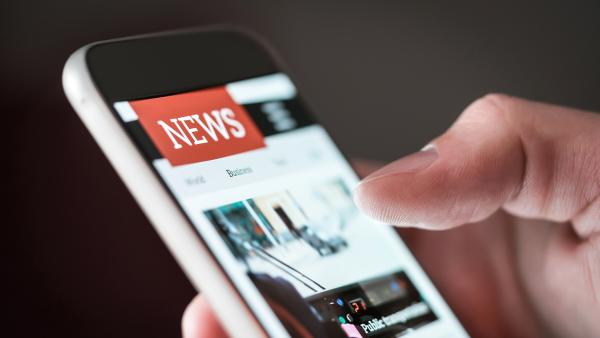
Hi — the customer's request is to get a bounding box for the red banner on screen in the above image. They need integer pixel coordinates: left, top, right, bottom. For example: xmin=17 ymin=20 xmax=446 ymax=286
xmin=130 ymin=87 xmax=265 ymax=166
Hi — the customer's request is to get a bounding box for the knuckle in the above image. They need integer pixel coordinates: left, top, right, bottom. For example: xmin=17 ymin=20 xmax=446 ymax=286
xmin=464 ymin=93 xmax=516 ymax=121
xmin=478 ymin=93 xmax=513 ymax=106
xmin=455 ymin=93 xmax=527 ymax=151
xmin=453 ymin=93 xmax=523 ymax=142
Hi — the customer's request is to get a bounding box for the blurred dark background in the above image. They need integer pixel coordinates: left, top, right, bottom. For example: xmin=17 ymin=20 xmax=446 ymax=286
xmin=4 ymin=1 xmax=600 ymax=337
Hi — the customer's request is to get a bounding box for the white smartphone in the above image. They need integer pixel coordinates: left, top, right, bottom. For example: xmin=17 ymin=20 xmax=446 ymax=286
xmin=63 ymin=28 xmax=470 ymax=338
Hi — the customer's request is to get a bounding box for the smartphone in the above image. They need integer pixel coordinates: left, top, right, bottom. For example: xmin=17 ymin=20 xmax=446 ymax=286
xmin=63 ymin=28 xmax=469 ymax=338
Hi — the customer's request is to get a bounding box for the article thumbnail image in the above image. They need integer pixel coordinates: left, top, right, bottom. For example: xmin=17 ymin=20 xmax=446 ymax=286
xmin=204 ymin=179 xmax=357 ymax=291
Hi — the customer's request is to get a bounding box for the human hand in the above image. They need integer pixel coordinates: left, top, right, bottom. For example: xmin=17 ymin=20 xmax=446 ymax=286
xmin=354 ymin=94 xmax=600 ymax=337
xmin=183 ymin=94 xmax=600 ymax=338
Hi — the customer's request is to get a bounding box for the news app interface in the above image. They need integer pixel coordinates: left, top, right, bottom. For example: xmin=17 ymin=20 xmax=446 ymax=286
xmin=113 ymin=73 xmax=468 ymax=338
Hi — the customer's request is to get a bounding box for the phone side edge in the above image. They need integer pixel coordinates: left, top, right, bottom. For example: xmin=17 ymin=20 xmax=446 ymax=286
xmin=62 ymin=46 xmax=269 ymax=338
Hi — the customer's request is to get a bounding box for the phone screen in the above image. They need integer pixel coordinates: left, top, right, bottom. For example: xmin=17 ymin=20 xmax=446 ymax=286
xmin=112 ymin=73 xmax=468 ymax=338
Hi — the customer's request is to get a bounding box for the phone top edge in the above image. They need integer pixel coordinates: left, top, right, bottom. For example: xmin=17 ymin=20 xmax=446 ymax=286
xmin=81 ymin=26 xmax=281 ymax=102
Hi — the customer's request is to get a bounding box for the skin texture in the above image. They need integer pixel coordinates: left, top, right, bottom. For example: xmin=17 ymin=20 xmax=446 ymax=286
xmin=182 ymin=94 xmax=600 ymax=338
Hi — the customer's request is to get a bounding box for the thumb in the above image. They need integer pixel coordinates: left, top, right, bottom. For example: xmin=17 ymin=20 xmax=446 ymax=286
xmin=354 ymin=94 xmax=600 ymax=236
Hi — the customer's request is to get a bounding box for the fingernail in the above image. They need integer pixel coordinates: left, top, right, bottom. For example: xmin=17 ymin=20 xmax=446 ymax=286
xmin=361 ymin=145 xmax=438 ymax=184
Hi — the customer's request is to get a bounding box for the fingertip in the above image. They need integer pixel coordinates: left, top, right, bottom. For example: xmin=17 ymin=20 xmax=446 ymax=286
xmin=353 ymin=177 xmax=417 ymax=227
xmin=352 ymin=180 xmax=380 ymax=221
xmin=181 ymin=295 xmax=202 ymax=338
xmin=353 ymin=155 xmax=488 ymax=230
xmin=353 ymin=193 xmax=424 ymax=230
xmin=182 ymin=294 xmax=227 ymax=338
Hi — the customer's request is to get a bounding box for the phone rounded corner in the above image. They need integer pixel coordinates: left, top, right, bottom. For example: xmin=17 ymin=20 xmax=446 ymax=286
xmin=62 ymin=45 xmax=92 ymax=98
